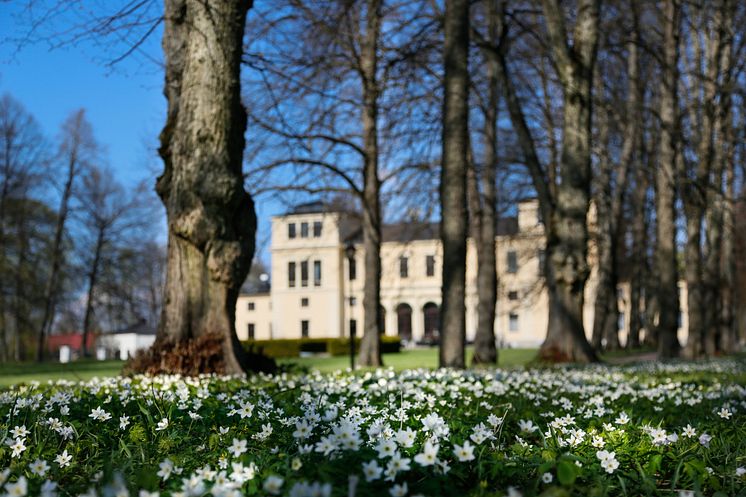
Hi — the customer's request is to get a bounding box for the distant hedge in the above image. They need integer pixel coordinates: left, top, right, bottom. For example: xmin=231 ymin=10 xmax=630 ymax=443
xmin=241 ymin=336 xmax=401 ymax=358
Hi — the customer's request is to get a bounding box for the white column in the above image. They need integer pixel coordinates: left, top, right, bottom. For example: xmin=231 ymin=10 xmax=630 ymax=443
xmin=413 ymin=301 xmax=425 ymax=342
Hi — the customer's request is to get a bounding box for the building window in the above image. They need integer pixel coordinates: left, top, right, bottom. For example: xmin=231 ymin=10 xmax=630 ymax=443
xmin=538 ymin=249 xmax=546 ymax=276
xmin=399 ymin=256 xmax=408 ymax=278
xmin=300 ymin=222 xmax=309 ymax=238
xmin=509 ymin=313 xmax=519 ymax=332
xmin=247 ymin=301 xmax=255 ymax=310
xmin=507 ymin=251 xmax=518 ymax=274
xmin=426 ymin=255 xmax=435 ymax=277
xmin=288 ymin=223 xmax=296 ymax=239
xmin=349 ymin=257 xmax=357 ymax=280
xmin=301 ymin=297 xmax=309 ymax=307
xmin=349 ymin=297 xmax=357 ymax=306
xmin=313 ymin=221 xmax=322 ymax=237
xmin=677 ymin=312 xmax=683 ymax=329
xmin=288 ymin=262 xmax=296 ymax=288
xmin=300 ymin=261 xmax=309 ymax=287
xmin=313 ymin=260 xmax=322 ymax=287
xmin=508 ymin=291 xmax=518 ymax=301
xmin=247 ymin=323 xmax=255 ymax=339
xmin=301 ymin=320 xmax=309 ymax=338
xmin=349 ymin=319 xmax=357 ymax=337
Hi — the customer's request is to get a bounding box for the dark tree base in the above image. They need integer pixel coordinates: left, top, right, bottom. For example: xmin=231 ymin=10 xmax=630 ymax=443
xmin=125 ymin=333 xmax=276 ymax=376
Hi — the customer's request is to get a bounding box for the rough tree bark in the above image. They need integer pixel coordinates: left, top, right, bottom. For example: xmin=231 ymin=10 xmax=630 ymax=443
xmin=655 ymin=0 xmax=681 ymax=359
xmin=147 ymin=0 xmax=258 ymax=375
xmin=490 ymin=0 xmax=598 ymax=362
xmin=536 ymin=0 xmax=601 ymax=363
xmin=357 ymin=0 xmax=384 ymax=367
xmin=37 ymin=110 xmax=87 ymax=361
xmin=703 ymin=1 xmax=734 ymax=356
xmin=471 ymin=0 xmax=499 ymax=366
xmin=439 ymin=0 xmax=469 ymax=368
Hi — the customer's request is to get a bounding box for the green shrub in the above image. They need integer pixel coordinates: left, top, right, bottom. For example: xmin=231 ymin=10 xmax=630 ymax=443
xmin=242 ymin=336 xmax=401 ymax=358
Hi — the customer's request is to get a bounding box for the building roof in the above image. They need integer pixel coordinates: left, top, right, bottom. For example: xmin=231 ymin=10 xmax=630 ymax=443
xmin=109 ymin=319 xmax=157 ymax=335
xmin=288 ymin=200 xmax=327 ymax=215
xmin=342 ymin=217 xmax=519 ymax=244
xmin=47 ymin=333 xmax=98 ymax=351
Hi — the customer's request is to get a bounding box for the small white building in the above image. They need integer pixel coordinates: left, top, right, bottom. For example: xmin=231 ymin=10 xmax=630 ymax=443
xmin=99 ymin=320 xmax=157 ymax=360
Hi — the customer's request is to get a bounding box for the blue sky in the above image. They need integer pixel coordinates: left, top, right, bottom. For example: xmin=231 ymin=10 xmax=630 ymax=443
xmin=0 ymin=5 xmax=281 ymax=262
xmin=0 ymin=8 xmax=165 ymax=188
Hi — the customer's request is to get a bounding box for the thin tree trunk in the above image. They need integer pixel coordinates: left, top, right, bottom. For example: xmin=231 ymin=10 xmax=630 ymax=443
xmin=0 ymin=161 xmax=10 ymax=362
xmin=81 ymin=229 xmax=104 ymax=358
xmin=683 ymin=1 xmax=727 ymax=359
xmin=720 ymin=103 xmax=736 ymax=353
xmin=358 ymin=0 xmax=383 ymax=367
xmin=592 ymin=21 xmax=640 ymax=351
xmin=590 ymin=74 xmax=615 ymax=351
xmin=37 ymin=128 xmax=79 ymax=361
xmin=655 ymin=0 xmax=681 ymax=359
xmin=439 ymin=0 xmax=469 ymax=369
xmin=471 ymin=0 xmax=499 ymax=366
xmin=628 ymin=154 xmax=649 ymax=350
xmin=149 ymin=0 xmax=257 ymax=375
xmin=12 ymin=207 xmax=29 ymax=361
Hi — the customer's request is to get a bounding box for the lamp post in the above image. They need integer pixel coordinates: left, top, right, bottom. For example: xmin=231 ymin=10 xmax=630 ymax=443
xmin=345 ymin=242 xmax=356 ymax=371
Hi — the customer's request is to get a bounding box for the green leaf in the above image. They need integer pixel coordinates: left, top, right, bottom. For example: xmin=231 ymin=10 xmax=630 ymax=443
xmin=645 ymin=454 xmax=663 ymax=475
xmin=557 ymin=460 xmax=577 ymax=486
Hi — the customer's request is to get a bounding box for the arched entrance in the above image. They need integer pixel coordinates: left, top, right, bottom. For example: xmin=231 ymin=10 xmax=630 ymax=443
xmin=423 ymin=302 xmax=440 ymax=341
xmin=396 ymin=303 xmax=412 ymax=341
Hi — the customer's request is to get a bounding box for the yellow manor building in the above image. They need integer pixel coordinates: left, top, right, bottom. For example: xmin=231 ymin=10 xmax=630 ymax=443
xmin=235 ymin=199 xmax=688 ymax=348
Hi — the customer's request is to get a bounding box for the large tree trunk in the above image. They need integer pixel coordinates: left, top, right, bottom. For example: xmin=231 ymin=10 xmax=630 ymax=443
xmin=147 ymin=0 xmax=257 ymax=375
xmin=439 ymin=0 xmax=469 ymax=369
xmin=357 ymin=0 xmax=383 ymax=367
xmin=655 ymin=0 xmax=681 ymax=359
xmin=703 ymin=2 xmax=734 ymax=356
xmin=37 ymin=113 xmax=82 ymax=361
xmin=471 ymin=0 xmax=499 ymax=366
xmin=536 ymin=0 xmax=600 ymax=363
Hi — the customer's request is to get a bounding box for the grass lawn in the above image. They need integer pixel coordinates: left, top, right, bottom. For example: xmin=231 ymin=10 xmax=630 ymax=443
xmin=278 ymin=346 xmax=538 ymax=372
xmin=0 ymin=359 xmax=126 ymax=387
xmin=0 ymin=348 xmax=539 ymax=386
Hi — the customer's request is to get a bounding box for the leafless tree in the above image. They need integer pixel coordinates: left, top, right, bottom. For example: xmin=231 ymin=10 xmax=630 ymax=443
xmin=590 ymin=3 xmax=643 ymax=351
xmin=243 ymin=0 xmax=439 ymax=366
xmin=36 ymin=109 xmax=93 ymax=361
xmin=77 ymin=166 xmax=152 ymax=357
xmin=0 ymin=94 xmax=48 ymax=361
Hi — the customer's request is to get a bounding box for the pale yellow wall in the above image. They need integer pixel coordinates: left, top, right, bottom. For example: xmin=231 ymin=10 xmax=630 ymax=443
xmin=235 ymin=293 xmax=272 ymax=340
xmin=270 ymin=212 xmax=346 ymax=339
xmin=235 ymin=199 xmax=690 ymax=348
